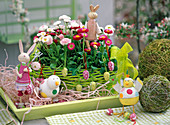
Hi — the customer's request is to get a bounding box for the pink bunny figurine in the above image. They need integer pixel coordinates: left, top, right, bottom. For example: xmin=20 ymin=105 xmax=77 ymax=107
xmin=15 ymin=40 xmax=36 ymax=99
xmin=85 ymin=4 xmax=101 ymax=49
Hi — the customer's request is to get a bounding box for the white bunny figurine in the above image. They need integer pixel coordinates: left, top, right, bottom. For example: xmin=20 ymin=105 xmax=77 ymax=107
xmin=85 ymin=4 xmax=101 ymax=49
xmin=15 ymin=40 xmax=36 ymax=97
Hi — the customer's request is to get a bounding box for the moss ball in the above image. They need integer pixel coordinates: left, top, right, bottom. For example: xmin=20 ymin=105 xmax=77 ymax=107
xmin=138 ymin=39 xmax=170 ymax=80
xmin=139 ymin=75 xmax=170 ymax=112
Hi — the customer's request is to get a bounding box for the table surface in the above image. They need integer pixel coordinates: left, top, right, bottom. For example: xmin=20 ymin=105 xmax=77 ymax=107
xmin=24 ymin=119 xmax=48 ymax=125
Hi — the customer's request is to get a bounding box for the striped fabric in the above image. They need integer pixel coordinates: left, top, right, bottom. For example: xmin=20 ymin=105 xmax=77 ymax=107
xmin=46 ymin=103 xmax=170 ymax=125
xmin=0 ymin=101 xmax=20 ymax=125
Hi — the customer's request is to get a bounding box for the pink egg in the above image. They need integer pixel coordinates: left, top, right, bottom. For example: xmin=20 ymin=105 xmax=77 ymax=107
xmin=130 ymin=113 xmax=137 ymax=121
xmin=83 ymin=70 xmax=89 ymax=80
xmin=26 ymin=84 xmax=34 ymax=95
xmin=106 ymin=108 xmax=113 ymax=116
xmin=108 ymin=61 xmax=114 ymax=71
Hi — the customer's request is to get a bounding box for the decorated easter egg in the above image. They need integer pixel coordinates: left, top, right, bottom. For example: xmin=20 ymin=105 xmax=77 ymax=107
xmin=83 ymin=70 xmax=89 ymax=80
xmin=130 ymin=113 xmax=137 ymax=121
xmin=76 ymin=84 xmax=82 ymax=91
xmin=123 ymin=112 xmax=131 ymax=119
xmin=62 ymin=67 xmax=68 ymax=77
xmin=108 ymin=61 xmax=114 ymax=71
xmin=90 ymin=81 xmax=96 ymax=91
xmin=104 ymin=72 xmax=110 ymax=81
xmin=106 ymin=108 xmax=113 ymax=116
xmin=26 ymin=84 xmax=34 ymax=95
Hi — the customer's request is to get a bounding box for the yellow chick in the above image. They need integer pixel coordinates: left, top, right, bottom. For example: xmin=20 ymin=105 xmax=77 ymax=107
xmin=113 ymin=76 xmax=143 ymax=117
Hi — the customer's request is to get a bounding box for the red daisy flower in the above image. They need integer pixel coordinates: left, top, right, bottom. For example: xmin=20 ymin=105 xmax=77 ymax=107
xmin=77 ymin=28 xmax=89 ymax=34
xmin=104 ymin=29 xmax=113 ymax=34
xmin=90 ymin=42 xmax=101 ymax=47
xmin=50 ymin=32 xmax=56 ymax=36
xmin=84 ymin=48 xmax=91 ymax=53
xmin=73 ymin=34 xmax=82 ymax=41
xmin=54 ymin=39 xmax=58 ymax=44
xmin=98 ymin=35 xmax=108 ymax=40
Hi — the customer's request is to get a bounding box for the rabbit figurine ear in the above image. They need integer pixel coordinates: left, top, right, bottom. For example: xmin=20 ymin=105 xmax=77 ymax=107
xmin=27 ymin=43 xmax=36 ymax=55
xmin=19 ymin=39 xmax=23 ymax=53
xmin=90 ymin=4 xmax=94 ymax=12
xmin=94 ymin=5 xmax=99 ymax=12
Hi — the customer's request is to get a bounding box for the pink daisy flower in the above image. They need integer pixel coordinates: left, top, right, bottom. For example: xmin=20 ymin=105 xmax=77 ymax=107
xmin=80 ymin=33 xmax=88 ymax=37
xmin=105 ymin=39 xmax=112 ymax=46
xmin=67 ymin=43 xmax=75 ymax=50
xmin=60 ymin=38 xmax=71 ymax=46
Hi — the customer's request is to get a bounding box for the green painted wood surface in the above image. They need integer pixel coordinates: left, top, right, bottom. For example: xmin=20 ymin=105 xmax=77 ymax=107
xmin=0 ymin=88 xmax=121 ymax=121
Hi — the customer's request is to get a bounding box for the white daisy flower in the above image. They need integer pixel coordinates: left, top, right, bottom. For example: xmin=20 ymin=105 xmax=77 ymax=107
xmin=37 ymin=33 xmax=41 ymax=36
xmin=70 ymin=21 xmax=79 ymax=28
xmin=59 ymin=15 xmax=71 ymax=20
xmin=53 ymin=21 xmax=61 ymax=26
xmin=39 ymin=36 xmax=43 ymax=42
xmin=105 ymin=25 xmax=115 ymax=31
xmin=42 ymin=36 xmax=49 ymax=43
xmin=39 ymin=25 xmax=48 ymax=31
xmin=121 ymin=23 xmax=128 ymax=28
xmin=47 ymin=28 xmax=55 ymax=32
xmin=41 ymin=32 xmax=46 ymax=36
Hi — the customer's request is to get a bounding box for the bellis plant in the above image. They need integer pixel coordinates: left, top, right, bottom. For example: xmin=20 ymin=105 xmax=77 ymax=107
xmin=31 ymin=15 xmax=117 ymax=79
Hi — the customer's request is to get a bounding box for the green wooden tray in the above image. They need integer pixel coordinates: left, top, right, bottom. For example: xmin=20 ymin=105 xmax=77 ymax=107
xmin=0 ymin=88 xmax=121 ymax=121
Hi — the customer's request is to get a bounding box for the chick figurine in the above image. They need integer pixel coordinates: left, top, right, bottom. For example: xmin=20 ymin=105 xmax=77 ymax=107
xmin=40 ymin=75 xmax=61 ymax=98
xmin=113 ymin=75 xmax=143 ymax=117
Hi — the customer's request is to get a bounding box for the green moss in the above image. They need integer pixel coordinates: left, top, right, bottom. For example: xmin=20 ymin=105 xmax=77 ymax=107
xmin=139 ymin=75 xmax=170 ymax=112
xmin=138 ymin=39 xmax=170 ymax=80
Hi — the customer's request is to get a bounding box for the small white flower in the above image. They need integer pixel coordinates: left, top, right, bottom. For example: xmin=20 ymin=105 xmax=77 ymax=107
xmin=39 ymin=36 xmax=43 ymax=42
xmin=42 ymin=36 xmax=49 ymax=43
xmin=53 ymin=21 xmax=61 ymax=26
xmin=47 ymin=28 xmax=55 ymax=32
xmin=154 ymin=26 xmax=158 ymax=32
xmin=39 ymin=25 xmax=48 ymax=31
xmin=164 ymin=17 xmax=170 ymax=22
xmin=59 ymin=25 xmax=65 ymax=29
xmin=67 ymin=25 xmax=71 ymax=28
xmin=70 ymin=22 xmax=79 ymax=28
xmin=64 ymin=18 xmax=71 ymax=23
xmin=41 ymin=32 xmax=46 ymax=36
xmin=59 ymin=15 xmax=71 ymax=20
xmin=160 ymin=30 xmax=166 ymax=34
xmin=121 ymin=23 xmax=128 ymax=28
xmin=105 ymin=25 xmax=115 ymax=31
xmin=54 ymin=25 xmax=59 ymax=30
xmin=37 ymin=33 xmax=41 ymax=36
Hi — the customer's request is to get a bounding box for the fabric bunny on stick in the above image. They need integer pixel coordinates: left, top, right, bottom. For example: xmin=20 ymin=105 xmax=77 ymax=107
xmin=85 ymin=4 xmax=101 ymax=49
xmin=15 ymin=40 xmax=36 ymax=104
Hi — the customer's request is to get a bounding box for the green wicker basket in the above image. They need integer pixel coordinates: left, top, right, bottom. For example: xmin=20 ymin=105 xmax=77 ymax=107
xmin=30 ymin=66 xmax=116 ymax=90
